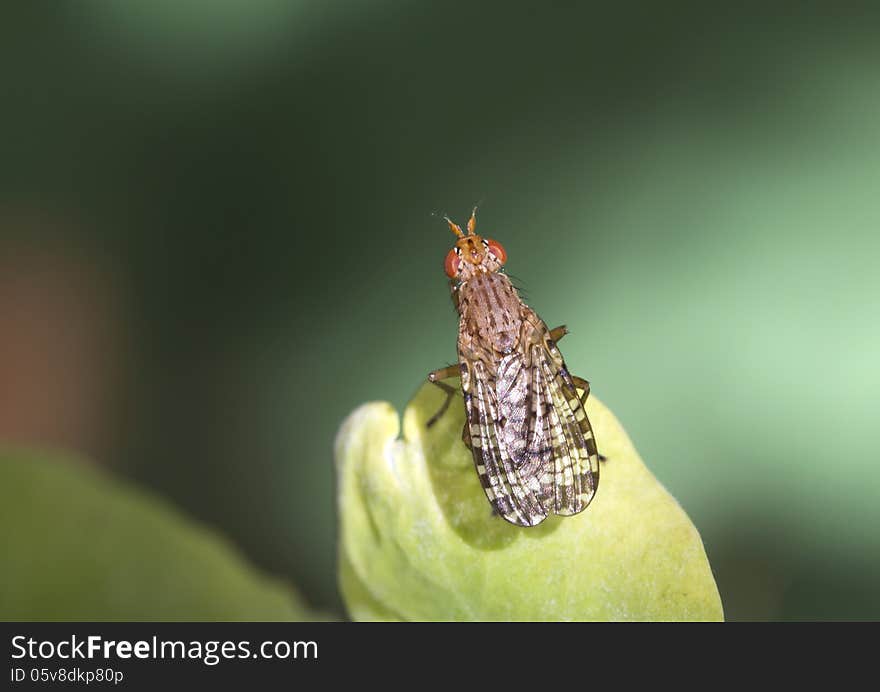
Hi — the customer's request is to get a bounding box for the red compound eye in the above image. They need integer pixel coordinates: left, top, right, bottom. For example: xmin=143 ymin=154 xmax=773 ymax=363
xmin=444 ymin=248 xmax=460 ymax=278
xmin=487 ymin=239 xmax=507 ymax=264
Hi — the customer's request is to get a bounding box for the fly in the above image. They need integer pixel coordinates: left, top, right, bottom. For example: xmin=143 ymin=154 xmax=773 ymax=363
xmin=427 ymin=208 xmax=602 ymax=527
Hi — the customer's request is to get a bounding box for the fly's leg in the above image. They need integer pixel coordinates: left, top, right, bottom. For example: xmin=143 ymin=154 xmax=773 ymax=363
xmin=426 ymin=381 xmax=456 ymax=428
xmin=571 ymin=374 xmax=607 ymax=462
xmin=550 ymin=324 xmax=608 ymax=461
xmin=570 ymin=374 xmax=591 ymax=401
xmin=549 ymin=325 xmax=568 ymax=344
xmin=426 ymin=365 xmax=460 ymax=427
xmin=553 ymin=329 xmax=608 ymax=464
xmin=461 ymin=422 xmax=472 ymax=450
xmin=553 ymin=325 xmax=606 ymax=459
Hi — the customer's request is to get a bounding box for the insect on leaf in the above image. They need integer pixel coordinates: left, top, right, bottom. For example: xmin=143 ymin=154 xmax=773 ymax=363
xmin=428 ymin=209 xmax=600 ymax=527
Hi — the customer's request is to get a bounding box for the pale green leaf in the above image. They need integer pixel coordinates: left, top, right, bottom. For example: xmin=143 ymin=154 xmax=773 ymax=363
xmin=337 ymin=383 xmax=723 ymax=621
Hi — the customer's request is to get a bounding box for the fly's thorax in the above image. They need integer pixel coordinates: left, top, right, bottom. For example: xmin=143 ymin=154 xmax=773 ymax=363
xmin=456 ymin=271 xmax=524 ymax=356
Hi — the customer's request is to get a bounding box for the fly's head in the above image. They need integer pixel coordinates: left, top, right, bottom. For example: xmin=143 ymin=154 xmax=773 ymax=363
xmin=443 ymin=209 xmax=507 ymax=285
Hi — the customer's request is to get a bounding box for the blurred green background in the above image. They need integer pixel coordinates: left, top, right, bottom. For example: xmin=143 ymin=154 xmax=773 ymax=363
xmin=1 ymin=2 xmax=878 ymax=620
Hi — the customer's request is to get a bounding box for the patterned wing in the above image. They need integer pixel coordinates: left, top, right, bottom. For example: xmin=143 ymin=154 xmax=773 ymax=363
xmin=464 ymin=358 xmax=549 ymax=527
xmin=533 ymin=344 xmax=600 ymax=515
xmin=462 ymin=343 xmax=599 ymax=526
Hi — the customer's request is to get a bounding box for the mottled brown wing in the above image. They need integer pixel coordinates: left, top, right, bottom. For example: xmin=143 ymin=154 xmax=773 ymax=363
xmin=534 ymin=344 xmax=600 ymax=515
xmin=464 ymin=357 xmax=549 ymax=527
xmin=463 ymin=344 xmax=599 ymax=526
